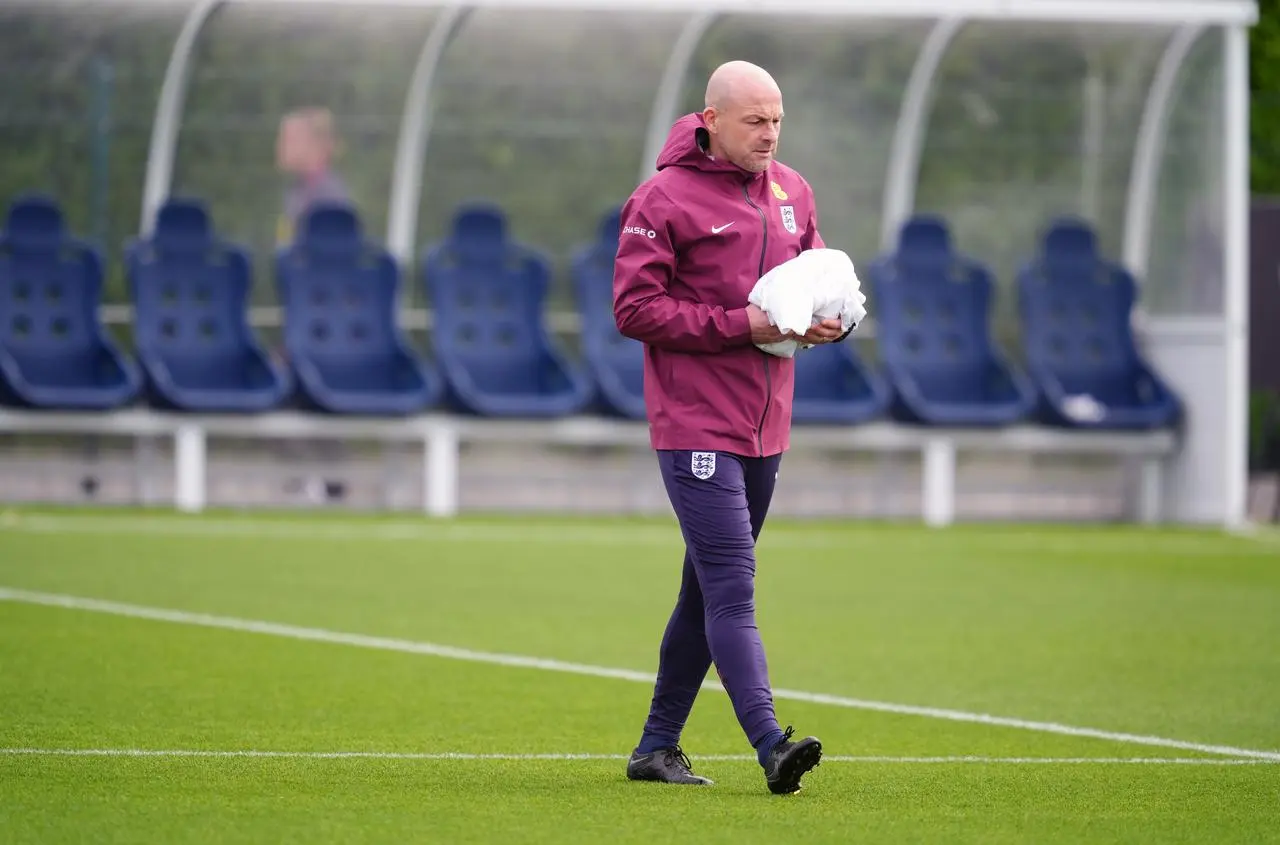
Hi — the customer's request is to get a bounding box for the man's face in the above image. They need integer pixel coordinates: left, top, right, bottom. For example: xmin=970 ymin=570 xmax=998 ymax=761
xmin=276 ymin=118 xmax=305 ymax=173
xmin=276 ymin=117 xmax=324 ymax=174
xmin=705 ymin=92 xmax=783 ymax=173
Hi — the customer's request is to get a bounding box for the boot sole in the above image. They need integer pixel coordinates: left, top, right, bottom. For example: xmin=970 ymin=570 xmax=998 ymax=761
xmin=767 ymin=738 xmax=823 ymax=795
xmin=626 ymin=771 xmax=714 ymax=785
xmin=626 ymin=764 xmax=713 ymax=785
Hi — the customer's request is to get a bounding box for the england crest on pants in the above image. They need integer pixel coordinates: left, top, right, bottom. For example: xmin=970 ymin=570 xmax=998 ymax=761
xmin=691 ymin=452 xmax=716 ymax=480
xmin=779 ymin=205 xmax=796 ymax=234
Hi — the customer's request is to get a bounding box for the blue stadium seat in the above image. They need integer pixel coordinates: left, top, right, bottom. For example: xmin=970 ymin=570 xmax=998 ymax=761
xmin=126 ymin=199 xmax=290 ymax=412
xmin=0 ymin=195 xmax=140 ymax=410
xmin=275 ymin=203 xmax=442 ymax=415
xmin=867 ymin=216 xmax=1036 ymax=426
xmin=422 ymin=203 xmax=594 ymax=418
xmin=792 ymin=341 xmax=892 ymax=425
xmin=571 ymin=206 xmax=645 ymax=420
xmin=1016 ymin=218 xmax=1181 ymax=429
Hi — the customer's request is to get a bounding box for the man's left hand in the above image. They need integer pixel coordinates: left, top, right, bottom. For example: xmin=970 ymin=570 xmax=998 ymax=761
xmin=794 ymin=318 xmax=844 ymax=345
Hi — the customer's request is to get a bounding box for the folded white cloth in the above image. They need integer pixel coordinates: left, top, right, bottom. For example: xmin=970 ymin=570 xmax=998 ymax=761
xmin=1061 ymin=394 xmax=1107 ymax=423
xmin=747 ymin=248 xmax=868 ymax=358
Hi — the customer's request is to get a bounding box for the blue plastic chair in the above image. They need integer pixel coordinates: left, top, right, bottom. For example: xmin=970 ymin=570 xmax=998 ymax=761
xmin=1016 ymin=218 xmax=1181 ymax=429
xmin=0 ymin=195 xmax=140 ymax=410
xmin=275 ymin=203 xmax=442 ymax=415
xmin=792 ymin=340 xmax=892 ymax=425
xmin=867 ymin=215 xmax=1036 ymax=426
xmin=422 ymin=203 xmax=594 ymax=418
xmin=126 ymin=199 xmax=290 ymax=412
xmin=571 ymin=206 xmax=645 ymax=420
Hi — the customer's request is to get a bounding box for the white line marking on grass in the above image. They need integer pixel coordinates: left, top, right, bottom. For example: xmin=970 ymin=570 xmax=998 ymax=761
xmin=0 ymin=748 xmax=1275 ymax=765
xmin=1 ymin=512 xmax=1270 ymax=557
xmin=1231 ymin=524 xmax=1280 ymax=546
xmin=4 ymin=587 xmax=1280 ymax=763
xmin=0 ymin=513 xmax=682 ymax=547
xmin=815 ymin=756 xmax=1278 ymax=765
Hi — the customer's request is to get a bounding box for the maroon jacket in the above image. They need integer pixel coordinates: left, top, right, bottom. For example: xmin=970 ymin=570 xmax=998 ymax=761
xmin=613 ymin=113 xmax=824 ymax=457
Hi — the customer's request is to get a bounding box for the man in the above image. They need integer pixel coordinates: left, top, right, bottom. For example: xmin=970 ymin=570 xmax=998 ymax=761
xmin=275 ymin=107 xmax=349 ymax=246
xmin=274 ymin=107 xmax=351 ymax=504
xmin=612 ymin=61 xmax=845 ymax=795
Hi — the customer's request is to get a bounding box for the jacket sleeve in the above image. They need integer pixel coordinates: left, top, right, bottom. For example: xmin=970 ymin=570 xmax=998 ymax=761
xmin=612 ymin=188 xmax=753 ymax=354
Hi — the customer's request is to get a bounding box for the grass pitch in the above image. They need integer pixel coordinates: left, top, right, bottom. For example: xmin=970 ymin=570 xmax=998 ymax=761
xmin=0 ymin=508 xmax=1277 ymax=843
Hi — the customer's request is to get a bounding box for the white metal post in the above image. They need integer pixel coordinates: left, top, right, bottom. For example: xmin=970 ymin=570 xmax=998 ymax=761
xmin=174 ymin=424 xmax=207 ymax=513
xmin=921 ymin=437 xmax=956 ymax=527
xmin=637 ymin=11 xmax=719 ymax=185
xmin=139 ymin=0 xmax=224 ymax=236
xmin=424 ymin=422 xmax=461 ymax=517
xmin=385 ymin=5 xmax=473 ymax=267
xmin=880 ymin=17 xmax=963 ymax=250
xmin=1222 ymin=24 xmax=1250 ymax=529
xmin=1122 ymin=25 xmax=1205 ymax=277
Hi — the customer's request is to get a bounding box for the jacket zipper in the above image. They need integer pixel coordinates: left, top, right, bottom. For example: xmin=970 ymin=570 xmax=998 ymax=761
xmin=742 ymin=181 xmax=770 ymax=457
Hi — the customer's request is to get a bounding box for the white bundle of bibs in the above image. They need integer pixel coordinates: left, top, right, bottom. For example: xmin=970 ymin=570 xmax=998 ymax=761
xmin=747 ymin=248 xmax=868 ymax=358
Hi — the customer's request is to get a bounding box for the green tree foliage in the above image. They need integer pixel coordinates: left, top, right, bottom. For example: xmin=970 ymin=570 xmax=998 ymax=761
xmin=1252 ymin=0 xmax=1280 ymax=195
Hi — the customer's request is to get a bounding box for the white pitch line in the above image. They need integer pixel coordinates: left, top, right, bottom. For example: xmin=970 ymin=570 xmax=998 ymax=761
xmin=1 ymin=748 xmax=1275 ymax=765
xmin=1231 ymin=523 xmax=1280 ymax=547
xmin=0 ymin=512 xmax=1270 ymax=557
xmin=0 ymin=512 xmax=683 ymax=547
xmin=3 ymin=587 xmax=1279 ymax=763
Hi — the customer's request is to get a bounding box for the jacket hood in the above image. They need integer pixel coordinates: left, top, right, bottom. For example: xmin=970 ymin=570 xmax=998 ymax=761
xmin=655 ymin=112 xmax=760 ymax=178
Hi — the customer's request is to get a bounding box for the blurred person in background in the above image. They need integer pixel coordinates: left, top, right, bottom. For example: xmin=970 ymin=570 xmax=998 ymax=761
xmin=276 ymin=107 xmax=350 ymax=245
xmin=275 ymin=107 xmax=351 ymax=504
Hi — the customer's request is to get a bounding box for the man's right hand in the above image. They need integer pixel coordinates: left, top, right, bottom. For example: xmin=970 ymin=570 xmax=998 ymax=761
xmin=746 ymin=304 xmax=792 ymax=345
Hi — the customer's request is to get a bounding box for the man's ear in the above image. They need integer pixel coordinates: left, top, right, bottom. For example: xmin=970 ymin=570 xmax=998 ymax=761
xmin=702 ymin=106 xmax=718 ymax=134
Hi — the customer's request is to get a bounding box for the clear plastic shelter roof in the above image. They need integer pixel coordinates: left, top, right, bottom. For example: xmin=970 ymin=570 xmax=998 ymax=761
xmin=196 ymin=0 xmax=1257 ymax=25
xmin=0 ymin=0 xmax=1256 ymax=318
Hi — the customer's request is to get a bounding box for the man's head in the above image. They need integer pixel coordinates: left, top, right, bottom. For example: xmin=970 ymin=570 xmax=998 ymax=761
xmin=276 ymin=108 xmax=338 ymax=176
xmin=701 ymin=61 xmax=783 ymax=173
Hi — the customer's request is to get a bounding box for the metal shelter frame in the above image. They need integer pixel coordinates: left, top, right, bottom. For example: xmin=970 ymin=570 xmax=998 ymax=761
xmin=126 ymin=0 xmax=1256 ymax=527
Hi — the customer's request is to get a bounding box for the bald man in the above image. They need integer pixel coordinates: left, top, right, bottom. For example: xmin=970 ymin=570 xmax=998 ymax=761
xmin=276 ymin=108 xmax=349 ymax=245
xmin=613 ymin=61 xmax=840 ymax=795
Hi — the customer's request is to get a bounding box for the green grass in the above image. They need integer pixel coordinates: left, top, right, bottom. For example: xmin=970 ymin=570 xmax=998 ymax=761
xmin=0 ymin=508 xmax=1278 ymax=843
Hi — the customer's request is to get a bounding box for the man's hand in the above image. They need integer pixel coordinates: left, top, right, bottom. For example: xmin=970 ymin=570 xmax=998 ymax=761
xmin=797 ymin=317 xmax=844 ymax=345
xmin=748 ymin=306 xmax=844 ymax=346
xmin=746 ymin=304 xmax=792 ymax=345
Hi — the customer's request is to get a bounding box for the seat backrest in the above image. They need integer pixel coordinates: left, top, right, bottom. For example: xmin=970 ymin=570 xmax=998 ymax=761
xmin=276 ymin=203 xmax=402 ymax=363
xmin=128 ymin=198 xmax=254 ymax=361
xmin=0 ymin=195 xmax=105 ymax=359
xmin=1018 ymin=218 xmax=1139 ymax=376
xmin=423 ymin=203 xmax=553 ymax=363
xmin=869 ymin=215 xmax=998 ymax=373
xmin=570 ymin=209 xmax=642 ymax=398
xmin=572 ymin=206 xmax=633 ymax=352
xmin=572 ymin=206 xmax=621 ymax=321
xmin=793 ymin=342 xmax=856 ymax=399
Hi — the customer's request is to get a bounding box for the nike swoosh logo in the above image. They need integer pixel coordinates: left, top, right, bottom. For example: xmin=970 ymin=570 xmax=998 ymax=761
xmin=711 ymin=222 xmax=734 ymax=234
